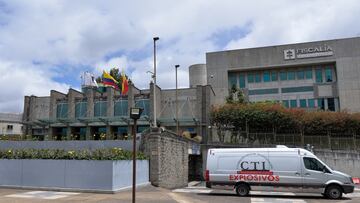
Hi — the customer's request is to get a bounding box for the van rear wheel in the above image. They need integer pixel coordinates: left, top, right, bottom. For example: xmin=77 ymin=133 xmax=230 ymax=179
xmin=326 ymin=185 xmax=343 ymax=199
xmin=235 ymin=183 xmax=250 ymax=196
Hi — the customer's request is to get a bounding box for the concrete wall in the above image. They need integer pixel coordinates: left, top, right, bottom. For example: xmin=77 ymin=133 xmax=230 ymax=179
xmin=0 ymin=159 xmax=149 ymax=193
xmin=315 ymin=149 xmax=360 ymax=177
xmin=0 ymin=140 xmax=139 ymax=151
xmin=189 ymin=64 xmax=207 ymax=88
xmin=141 ymin=130 xmax=190 ymax=189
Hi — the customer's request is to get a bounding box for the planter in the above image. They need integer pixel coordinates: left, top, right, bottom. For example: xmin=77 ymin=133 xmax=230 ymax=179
xmin=0 ymin=159 xmax=149 ymax=193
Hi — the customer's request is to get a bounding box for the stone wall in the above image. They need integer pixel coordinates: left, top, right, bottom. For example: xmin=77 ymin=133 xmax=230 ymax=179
xmin=315 ymin=149 xmax=360 ymax=177
xmin=141 ymin=130 xmax=191 ymax=189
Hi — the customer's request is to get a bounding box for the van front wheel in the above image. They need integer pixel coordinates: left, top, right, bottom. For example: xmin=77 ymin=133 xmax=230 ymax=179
xmin=326 ymin=185 xmax=343 ymax=199
xmin=235 ymin=184 xmax=250 ymax=196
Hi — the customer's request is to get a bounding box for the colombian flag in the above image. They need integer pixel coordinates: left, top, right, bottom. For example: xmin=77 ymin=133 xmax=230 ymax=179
xmin=102 ymin=70 xmax=118 ymax=89
xmin=121 ymin=72 xmax=129 ymax=95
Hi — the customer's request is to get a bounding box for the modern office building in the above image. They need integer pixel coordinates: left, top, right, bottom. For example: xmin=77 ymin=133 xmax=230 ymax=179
xmin=206 ymin=37 xmax=360 ymax=112
xmin=0 ymin=113 xmax=23 ymax=136
xmin=23 ymin=82 xmax=212 ymax=140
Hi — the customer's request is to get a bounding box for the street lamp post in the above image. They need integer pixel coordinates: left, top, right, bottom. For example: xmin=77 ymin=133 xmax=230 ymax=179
xmin=130 ymin=107 xmax=143 ymax=203
xmin=175 ymin=65 xmax=180 ymax=135
xmin=153 ymin=37 xmax=159 ymax=128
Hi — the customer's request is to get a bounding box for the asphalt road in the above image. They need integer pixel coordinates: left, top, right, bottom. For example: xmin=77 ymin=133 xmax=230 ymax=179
xmin=0 ymin=184 xmax=359 ymax=203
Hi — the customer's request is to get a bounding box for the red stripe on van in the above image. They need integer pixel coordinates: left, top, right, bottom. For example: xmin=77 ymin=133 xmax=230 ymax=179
xmin=238 ymin=170 xmax=274 ymax=175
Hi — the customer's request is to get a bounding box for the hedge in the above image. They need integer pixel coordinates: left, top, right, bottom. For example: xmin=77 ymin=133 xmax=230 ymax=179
xmin=211 ymin=102 xmax=360 ymax=134
xmin=0 ymin=148 xmax=147 ymax=160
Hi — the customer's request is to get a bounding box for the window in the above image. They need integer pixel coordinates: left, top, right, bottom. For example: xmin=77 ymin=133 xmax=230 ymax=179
xmin=135 ymin=99 xmax=150 ymax=117
xmin=271 ymin=71 xmax=278 ymax=81
xmin=248 ymin=73 xmax=254 ymax=83
xmin=290 ymin=100 xmax=297 ymax=108
xmin=303 ymin=157 xmax=329 ymax=172
xmin=305 ymin=69 xmax=313 ymax=79
xmin=300 ymin=99 xmax=307 ymax=108
xmin=94 ymin=101 xmax=107 ymax=117
xmin=56 ymin=103 xmax=68 ymax=118
xmin=255 ymin=72 xmax=261 ymax=83
xmin=308 ymin=99 xmax=315 ymax=108
xmin=325 ymin=68 xmax=333 ymax=82
xmin=315 ymin=68 xmax=323 ymax=83
xmin=280 ymin=71 xmax=287 ymax=81
xmin=287 ymin=71 xmax=295 ymax=80
xmin=297 ymin=70 xmax=305 ymax=80
xmin=114 ymin=100 xmax=128 ymax=116
xmin=263 ymin=71 xmax=271 ymax=82
xmin=228 ymin=72 xmax=237 ymax=88
xmin=328 ymin=98 xmax=335 ymax=111
xmin=239 ymin=73 xmax=246 ymax=88
xmin=318 ymin=98 xmax=325 ymax=110
xmin=75 ymin=102 xmax=87 ymax=118
xmin=282 ymin=100 xmax=289 ymax=108
xmin=248 ymin=88 xmax=279 ymax=95
xmin=281 ymin=86 xmax=314 ymax=93
xmin=7 ymin=125 xmax=13 ymax=130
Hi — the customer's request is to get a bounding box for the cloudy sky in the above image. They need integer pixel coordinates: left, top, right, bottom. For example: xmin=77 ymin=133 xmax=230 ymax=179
xmin=1 ymin=0 xmax=360 ymax=113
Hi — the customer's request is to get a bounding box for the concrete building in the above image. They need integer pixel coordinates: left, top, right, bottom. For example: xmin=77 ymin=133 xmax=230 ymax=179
xmin=0 ymin=113 xmax=23 ymax=136
xmin=206 ymin=37 xmax=360 ymax=112
xmin=23 ymin=83 xmax=212 ymax=140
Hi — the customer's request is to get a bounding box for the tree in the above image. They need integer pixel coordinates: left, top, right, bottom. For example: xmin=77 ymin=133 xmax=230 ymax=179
xmin=226 ymin=85 xmax=246 ymax=104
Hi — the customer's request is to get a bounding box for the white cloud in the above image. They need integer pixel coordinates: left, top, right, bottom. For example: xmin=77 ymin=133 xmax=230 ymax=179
xmin=1 ymin=0 xmax=360 ymax=113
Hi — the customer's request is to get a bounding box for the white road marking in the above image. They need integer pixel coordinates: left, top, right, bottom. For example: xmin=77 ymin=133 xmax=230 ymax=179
xmin=6 ymin=191 xmax=79 ymax=200
xmin=251 ymin=197 xmax=306 ymax=203
xmin=172 ymin=188 xmax=213 ymax=194
xmin=168 ymin=192 xmax=206 ymax=203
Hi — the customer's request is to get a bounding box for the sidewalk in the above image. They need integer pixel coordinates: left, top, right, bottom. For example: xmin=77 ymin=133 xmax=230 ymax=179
xmin=0 ymin=186 xmax=179 ymax=203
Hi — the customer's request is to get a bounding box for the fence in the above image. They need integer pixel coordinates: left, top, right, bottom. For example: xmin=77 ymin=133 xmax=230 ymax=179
xmin=208 ymin=127 xmax=360 ymax=150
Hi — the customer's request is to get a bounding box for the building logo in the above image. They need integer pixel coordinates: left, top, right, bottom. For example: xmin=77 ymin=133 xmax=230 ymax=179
xmin=283 ymin=44 xmax=333 ymax=60
xmin=284 ymin=49 xmax=296 ymax=60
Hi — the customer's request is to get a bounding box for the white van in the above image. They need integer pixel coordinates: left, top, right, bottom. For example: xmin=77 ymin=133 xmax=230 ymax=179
xmin=205 ymin=146 xmax=354 ymax=199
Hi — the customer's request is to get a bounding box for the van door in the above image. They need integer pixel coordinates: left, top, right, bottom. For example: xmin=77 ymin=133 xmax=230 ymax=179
xmin=268 ymin=152 xmax=303 ymax=192
xmin=302 ymin=157 xmax=331 ymax=193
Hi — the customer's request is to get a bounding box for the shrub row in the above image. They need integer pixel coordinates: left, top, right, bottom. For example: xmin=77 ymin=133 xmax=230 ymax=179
xmin=0 ymin=148 xmax=147 ymax=160
xmin=211 ymin=102 xmax=360 ymax=134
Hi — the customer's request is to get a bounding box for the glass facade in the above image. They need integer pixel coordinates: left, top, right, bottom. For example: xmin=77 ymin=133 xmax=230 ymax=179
xmin=263 ymin=71 xmax=270 ymax=82
xmin=239 ymin=73 xmax=246 ymax=88
xmin=305 ymin=69 xmax=313 ymax=79
xmin=300 ymin=99 xmax=307 ymax=108
xmin=308 ymin=99 xmax=315 ymax=108
xmin=56 ymin=103 xmax=68 ymax=118
xmin=114 ymin=100 xmax=128 ymax=116
xmin=281 ymin=86 xmax=314 ymax=93
xmin=248 ymin=88 xmax=278 ymax=95
xmin=287 ymin=71 xmax=295 ymax=80
xmin=328 ymin=98 xmax=335 ymax=111
xmin=271 ymin=71 xmax=278 ymax=81
xmin=290 ymin=100 xmax=297 ymax=108
xmin=280 ymin=71 xmax=287 ymax=81
xmin=325 ymin=68 xmax=333 ymax=82
xmin=297 ymin=70 xmax=305 ymax=80
xmin=135 ymin=99 xmax=150 ymax=117
xmin=318 ymin=98 xmax=325 ymax=110
xmin=282 ymin=100 xmax=289 ymax=108
xmin=228 ymin=72 xmax=237 ymax=88
xmin=94 ymin=101 xmax=107 ymax=117
xmin=247 ymin=73 xmax=254 ymax=83
xmin=255 ymin=72 xmax=261 ymax=83
xmin=315 ymin=68 xmax=323 ymax=83
xmin=75 ymin=102 xmax=87 ymax=118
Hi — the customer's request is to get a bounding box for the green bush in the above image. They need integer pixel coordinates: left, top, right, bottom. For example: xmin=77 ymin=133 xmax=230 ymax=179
xmin=211 ymin=102 xmax=360 ymax=135
xmin=0 ymin=148 xmax=147 ymax=160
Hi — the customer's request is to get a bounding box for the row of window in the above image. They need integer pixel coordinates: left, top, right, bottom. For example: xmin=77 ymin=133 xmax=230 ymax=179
xmin=281 ymin=98 xmax=336 ymax=111
xmin=248 ymin=86 xmax=314 ymax=95
xmin=56 ymin=99 xmax=150 ymax=118
xmin=228 ymin=66 xmax=334 ymax=88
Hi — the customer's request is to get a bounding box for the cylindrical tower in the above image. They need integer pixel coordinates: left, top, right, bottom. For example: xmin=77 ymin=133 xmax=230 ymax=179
xmin=189 ymin=64 xmax=207 ymax=88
